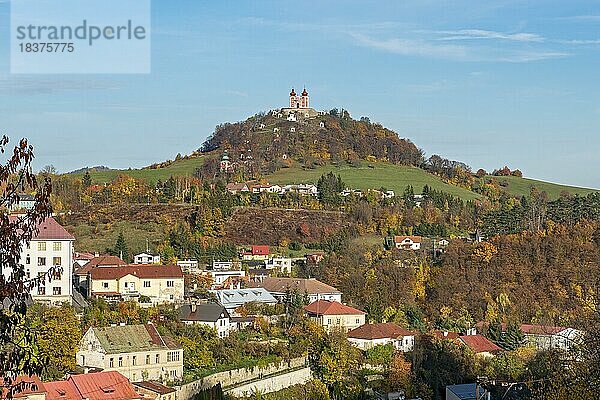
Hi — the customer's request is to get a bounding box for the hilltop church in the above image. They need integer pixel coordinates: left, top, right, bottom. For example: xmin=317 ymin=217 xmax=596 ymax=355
xmin=280 ymin=87 xmax=320 ymax=118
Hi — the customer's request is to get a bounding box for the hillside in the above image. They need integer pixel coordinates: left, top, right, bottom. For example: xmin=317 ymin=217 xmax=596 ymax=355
xmin=486 ymin=175 xmax=598 ymax=199
xmin=267 ymin=161 xmax=482 ymax=201
xmin=71 ymin=156 xmax=206 ymax=185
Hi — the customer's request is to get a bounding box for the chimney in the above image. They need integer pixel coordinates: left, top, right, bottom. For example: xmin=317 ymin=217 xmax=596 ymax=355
xmin=191 ymin=303 xmax=197 ymax=313
xmin=94 ymin=252 xmax=99 ymax=257
xmin=443 ymin=331 xmax=448 ymax=337
xmin=119 ymin=322 xmax=126 ymax=326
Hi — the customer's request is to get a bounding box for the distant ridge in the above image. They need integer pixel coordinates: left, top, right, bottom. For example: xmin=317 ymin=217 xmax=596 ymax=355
xmin=67 ymin=166 xmax=113 ymax=174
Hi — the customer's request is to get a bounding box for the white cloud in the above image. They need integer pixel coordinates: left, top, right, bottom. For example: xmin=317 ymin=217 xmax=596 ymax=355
xmin=0 ymin=78 xmax=121 ymax=95
xmin=350 ymin=33 xmax=468 ymax=60
xmin=434 ymin=29 xmax=544 ymax=42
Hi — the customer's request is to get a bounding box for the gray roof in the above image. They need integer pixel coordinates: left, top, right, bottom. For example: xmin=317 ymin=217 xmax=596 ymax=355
xmin=446 ymin=383 xmax=487 ymax=400
xmin=179 ymin=303 xmax=229 ymax=322
xmin=209 ymin=288 xmax=277 ymax=309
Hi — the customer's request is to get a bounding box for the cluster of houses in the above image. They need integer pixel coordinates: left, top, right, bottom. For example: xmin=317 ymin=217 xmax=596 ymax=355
xmin=2 ymin=215 xmax=586 ymax=400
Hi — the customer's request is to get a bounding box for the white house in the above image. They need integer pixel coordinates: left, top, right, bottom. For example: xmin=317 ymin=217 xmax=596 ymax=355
xmin=89 ymin=265 xmax=184 ymax=304
xmin=133 ymin=252 xmax=161 ymax=264
xmin=212 ymin=260 xmax=233 ymax=271
xmin=77 ymin=323 xmax=183 ymax=383
xmin=264 ymin=257 xmax=293 ymax=274
xmin=9 ymin=194 xmax=36 ymax=212
xmin=520 ymin=324 xmax=584 ymax=353
xmin=209 ymin=288 xmax=277 ymax=315
xmin=179 ymin=303 xmax=231 ymax=338
xmin=206 ymin=269 xmax=246 ymax=289
xmin=393 ymin=235 xmax=422 ymax=250
xmin=248 ymin=277 xmax=342 ymax=304
xmin=347 ymin=323 xmax=416 ymax=352
xmin=304 ymin=300 xmax=366 ymax=333
xmin=177 ymin=259 xmax=199 ymax=273
xmin=4 ymin=216 xmax=75 ymax=305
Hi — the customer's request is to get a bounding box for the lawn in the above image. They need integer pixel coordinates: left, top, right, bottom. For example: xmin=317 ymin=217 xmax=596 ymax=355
xmin=71 ymin=155 xmax=207 ymax=186
xmin=487 ymin=175 xmax=598 ymax=199
xmin=266 ymin=161 xmax=482 ymax=201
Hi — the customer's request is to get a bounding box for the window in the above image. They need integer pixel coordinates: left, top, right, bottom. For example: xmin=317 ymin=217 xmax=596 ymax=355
xmin=38 ymin=286 xmax=45 ymax=295
xmin=52 ymin=268 xmax=61 ymax=280
xmin=146 ymin=355 xmax=150 ymax=365
xmin=53 ymin=287 xmax=61 ymax=295
xmin=356 ymin=318 xmax=360 ymax=324
xmin=132 ymin=356 xmax=137 ymax=366
xmin=118 ymin=357 xmax=123 ymax=367
xmin=53 ymin=242 xmax=61 ymax=251
xmin=169 ymin=370 xmax=177 ymax=378
xmin=166 ymin=280 xmax=174 ymax=287
xmin=167 ymin=351 xmax=180 ymax=362
xmin=155 ymin=354 xmax=160 ymax=364
xmin=143 ymin=281 xmax=151 ymax=288
xmin=37 ymin=257 xmax=46 ymax=266
xmin=327 ymin=319 xmax=332 ymax=324
xmin=109 ymin=358 xmax=114 ymax=368
xmin=53 ymin=257 xmax=61 ymax=267
xmin=26 ymin=256 xmax=30 ymax=265
xmin=26 ymin=269 xmax=30 ymax=279
xmin=102 ymin=282 xmax=109 ymax=289
xmin=169 ymin=294 xmax=174 ymax=300
xmin=37 ymin=242 xmax=46 ymax=251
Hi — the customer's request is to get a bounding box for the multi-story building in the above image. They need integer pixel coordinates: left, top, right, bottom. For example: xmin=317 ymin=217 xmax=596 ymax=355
xmin=249 ymin=277 xmax=342 ymax=304
xmin=88 ymin=264 xmax=184 ymax=304
xmin=179 ymin=303 xmax=231 ymax=338
xmin=304 ymin=300 xmax=366 ymax=333
xmin=77 ymin=323 xmax=183 ymax=383
xmin=3 ymin=217 xmax=75 ymax=305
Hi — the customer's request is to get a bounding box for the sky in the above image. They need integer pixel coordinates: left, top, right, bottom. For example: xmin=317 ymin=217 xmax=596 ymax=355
xmin=0 ymin=0 xmax=599 ymax=188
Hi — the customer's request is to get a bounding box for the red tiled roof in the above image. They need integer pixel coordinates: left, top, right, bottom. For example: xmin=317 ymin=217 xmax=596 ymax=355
xmin=347 ymin=323 xmax=415 ymax=340
xmin=69 ymin=371 xmax=140 ymax=400
xmin=394 ymin=235 xmax=422 ymax=244
xmin=304 ymin=300 xmax=365 ymax=316
xmin=90 ymin=264 xmax=183 ymax=280
xmin=251 ymin=245 xmax=269 ymax=255
xmin=133 ymin=381 xmax=176 ymax=395
xmin=459 ymin=334 xmax=502 ymax=354
xmin=1 ymin=375 xmax=46 ymax=399
xmin=44 ymin=380 xmax=81 ymax=400
xmin=74 ymin=255 xmax=126 ymax=276
xmin=8 ymin=216 xmax=74 ymax=241
xmin=520 ymin=324 xmax=567 ymax=335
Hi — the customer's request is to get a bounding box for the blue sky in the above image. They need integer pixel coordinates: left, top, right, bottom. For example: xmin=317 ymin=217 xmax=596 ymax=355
xmin=0 ymin=0 xmax=599 ymax=188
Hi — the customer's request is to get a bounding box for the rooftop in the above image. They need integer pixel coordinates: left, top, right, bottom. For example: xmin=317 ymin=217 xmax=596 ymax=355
xmin=132 ymin=381 xmax=175 ymax=395
xmin=459 ymin=334 xmax=502 ymax=354
xmin=179 ymin=303 xmax=229 ymax=323
xmin=249 ymin=277 xmax=340 ymax=295
xmin=347 ymin=323 xmax=415 ymax=340
xmin=304 ymin=300 xmax=365 ymax=316
xmin=88 ymin=323 xmax=180 ymax=354
xmin=89 ymin=264 xmax=183 ymax=280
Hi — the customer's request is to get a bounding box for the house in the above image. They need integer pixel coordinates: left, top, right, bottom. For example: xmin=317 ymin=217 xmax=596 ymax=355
xmin=225 ymin=182 xmax=250 ymax=194
xmin=212 ymin=260 xmax=233 ymax=270
xmin=458 ymin=334 xmax=502 ymax=357
xmin=176 ymin=259 xmax=199 ymax=273
xmin=73 ymin=252 xmax=96 ymax=267
xmin=133 ymin=253 xmax=161 ymax=264
xmin=73 ymin=255 xmax=126 ymax=291
xmin=445 ymin=383 xmax=489 ymax=400
xmin=248 ymin=277 xmax=342 ymax=303
xmin=8 ymin=194 xmax=36 ymax=212
xmin=305 ymin=251 xmax=325 ymax=264
xmin=46 ymin=371 xmax=142 ymax=400
xmin=3 ymin=217 xmax=75 ymax=306
xmin=179 ymin=303 xmax=231 ymax=338
xmin=77 ymin=323 xmax=183 ymax=383
xmin=209 ymin=288 xmax=277 ymax=315
xmin=241 ymin=245 xmax=270 ymax=261
xmin=347 ymin=323 xmax=416 ymax=352
xmin=206 ymin=269 xmax=246 ymax=289
xmin=304 ymin=300 xmax=366 ymax=333
xmin=393 ymin=235 xmax=422 ymax=250
xmin=3 ymin=371 xmax=142 ymax=400
xmin=1 ymin=375 xmax=46 ymax=399
xmin=296 ymin=184 xmax=318 ymax=196
xmin=520 ymin=324 xmax=583 ymax=352
xmin=132 ymin=381 xmax=176 ymax=400
xmin=431 ymin=330 xmax=461 ymax=340
xmin=264 ymin=257 xmax=293 ymax=274
xmin=437 ymin=239 xmax=450 ymax=248
xmin=89 ymin=264 xmax=184 ymax=304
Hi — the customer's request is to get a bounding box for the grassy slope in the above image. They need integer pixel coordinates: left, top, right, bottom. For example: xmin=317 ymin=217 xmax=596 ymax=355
xmin=71 ymin=156 xmax=207 ymax=185
xmin=267 ymin=161 xmax=482 ymax=201
xmin=487 ymin=175 xmax=598 ymax=199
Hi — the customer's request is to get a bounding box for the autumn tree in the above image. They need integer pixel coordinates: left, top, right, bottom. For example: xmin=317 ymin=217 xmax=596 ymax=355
xmin=0 ymin=136 xmax=52 ymax=388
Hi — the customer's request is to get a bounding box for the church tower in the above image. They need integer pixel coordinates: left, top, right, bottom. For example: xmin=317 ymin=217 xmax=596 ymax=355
xmin=290 ymin=88 xmax=298 ymax=108
xmin=301 ymin=87 xmax=309 ymax=108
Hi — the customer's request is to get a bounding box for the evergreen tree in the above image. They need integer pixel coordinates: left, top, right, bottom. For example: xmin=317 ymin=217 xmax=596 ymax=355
xmin=403 ymin=185 xmax=416 ymax=208
xmin=111 ymin=232 xmax=129 ymax=261
xmin=82 ymin=171 xmax=92 ymax=187
xmin=317 ymin=172 xmax=344 ymax=205
xmin=499 ymin=321 xmax=526 ymax=350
